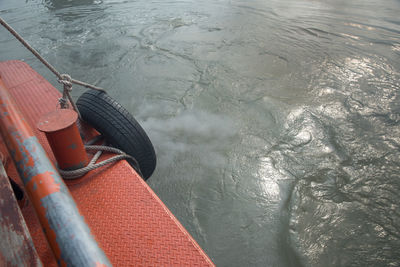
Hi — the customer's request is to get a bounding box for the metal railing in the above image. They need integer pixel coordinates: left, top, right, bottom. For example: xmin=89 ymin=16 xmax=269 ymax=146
xmin=0 ymin=79 xmax=111 ymax=267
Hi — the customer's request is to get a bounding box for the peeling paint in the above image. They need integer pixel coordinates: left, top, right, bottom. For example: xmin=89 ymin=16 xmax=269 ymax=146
xmin=0 ymin=160 xmax=42 ymax=267
xmin=0 ymin=79 xmax=111 ymax=266
xmin=26 ymin=171 xmax=60 ymax=197
xmin=13 ymin=136 xmax=52 ymax=184
xmin=68 ymin=143 xmax=77 ymax=150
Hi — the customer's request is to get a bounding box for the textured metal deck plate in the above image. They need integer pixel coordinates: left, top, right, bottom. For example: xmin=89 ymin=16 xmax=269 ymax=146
xmin=0 ymin=60 xmax=214 ymax=266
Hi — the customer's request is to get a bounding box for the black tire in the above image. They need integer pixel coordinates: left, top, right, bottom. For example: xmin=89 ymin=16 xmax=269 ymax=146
xmin=76 ymin=90 xmax=156 ymax=180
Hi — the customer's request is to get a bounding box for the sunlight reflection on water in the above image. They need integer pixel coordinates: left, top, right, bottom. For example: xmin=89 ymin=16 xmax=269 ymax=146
xmin=1 ymin=0 xmax=399 ymax=266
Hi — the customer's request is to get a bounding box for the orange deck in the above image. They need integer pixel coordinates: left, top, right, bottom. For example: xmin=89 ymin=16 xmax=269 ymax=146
xmin=0 ymin=60 xmax=214 ymax=266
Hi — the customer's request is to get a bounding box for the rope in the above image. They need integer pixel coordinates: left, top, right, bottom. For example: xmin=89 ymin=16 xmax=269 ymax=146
xmin=59 ymin=145 xmax=143 ymax=179
xmin=0 ymin=17 xmax=144 ymax=179
xmin=0 ymin=16 xmax=105 ymax=117
xmin=0 ymin=16 xmax=105 ymax=91
xmin=0 ymin=17 xmax=145 ymax=179
xmin=57 ymin=73 xmax=83 ymax=118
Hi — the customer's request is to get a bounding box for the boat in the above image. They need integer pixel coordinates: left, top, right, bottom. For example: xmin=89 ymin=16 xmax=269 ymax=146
xmin=0 ymin=59 xmax=214 ymax=266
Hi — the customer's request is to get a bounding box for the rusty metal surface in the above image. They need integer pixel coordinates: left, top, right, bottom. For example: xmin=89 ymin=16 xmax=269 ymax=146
xmin=37 ymin=109 xmax=78 ymax=133
xmin=38 ymin=109 xmax=88 ymax=170
xmin=0 ymin=78 xmax=111 ymax=266
xmin=0 ymin=60 xmax=215 ymax=266
xmin=0 ymin=157 xmax=42 ymax=267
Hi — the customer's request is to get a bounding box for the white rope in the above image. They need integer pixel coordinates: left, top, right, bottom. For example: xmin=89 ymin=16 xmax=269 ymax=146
xmin=0 ymin=16 xmax=105 ymax=91
xmin=59 ymin=145 xmax=143 ymax=179
xmin=56 ymin=73 xmax=83 ymax=118
xmin=0 ymin=17 xmax=145 ymax=179
xmin=0 ymin=16 xmax=105 ymax=118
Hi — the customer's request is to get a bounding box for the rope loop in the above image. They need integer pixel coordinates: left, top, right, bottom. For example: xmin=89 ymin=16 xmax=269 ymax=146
xmin=0 ymin=17 xmax=105 ymax=91
xmin=58 ymin=97 xmax=68 ymax=108
xmin=0 ymin=17 xmax=144 ymax=179
xmin=58 ymin=142 xmax=144 ymax=179
xmin=58 ymin=74 xmax=73 ymax=89
xmin=57 ymin=74 xmax=82 ymax=119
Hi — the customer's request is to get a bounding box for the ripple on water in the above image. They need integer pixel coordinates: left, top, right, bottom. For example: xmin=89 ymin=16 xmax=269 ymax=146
xmin=1 ymin=0 xmax=400 ymax=266
xmin=284 ymin=55 xmax=400 ymax=266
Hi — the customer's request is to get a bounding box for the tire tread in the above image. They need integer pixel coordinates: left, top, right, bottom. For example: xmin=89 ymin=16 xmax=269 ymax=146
xmin=76 ymin=90 xmax=156 ymax=179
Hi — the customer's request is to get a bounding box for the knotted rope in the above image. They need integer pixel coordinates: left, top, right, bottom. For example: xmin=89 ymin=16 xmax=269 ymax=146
xmin=0 ymin=16 xmax=144 ymax=179
xmin=0 ymin=16 xmax=105 ymax=116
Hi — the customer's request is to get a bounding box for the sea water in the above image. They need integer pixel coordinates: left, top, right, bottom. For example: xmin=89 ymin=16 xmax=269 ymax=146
xmin=1 ymin=0 xmax=399 ymax=266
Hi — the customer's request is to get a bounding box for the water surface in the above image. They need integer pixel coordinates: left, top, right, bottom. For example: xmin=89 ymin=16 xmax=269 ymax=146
xmin=1 ymin=0 xmax=399 ymax=266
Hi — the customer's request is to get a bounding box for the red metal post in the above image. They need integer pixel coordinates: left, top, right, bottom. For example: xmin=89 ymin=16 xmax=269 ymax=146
xmin=37 ymin=109 xmax=88 ymax=170
xmin=0 ymin=79 xmax=111 ymax=267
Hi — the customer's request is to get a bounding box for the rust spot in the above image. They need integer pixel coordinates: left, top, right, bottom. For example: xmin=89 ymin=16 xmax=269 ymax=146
xmin=26 ymin=171 xmax=60 ymax=199
xmin=25 ymin=172 xmax=62 ymax=262
xmin=68 ymin=143 xmax=77 ymax=150
xmin=0 ymin=79 xmax=110 ymax=266
xmin=0 ymin=178 xmax=24 ymax=234
xmin=0 ymin=162 xmax=42 ymax=266
xmin=0 ymin=152 xmax=6 ymax=167
xmin=6 ymin=130 xmax=35 ymax=170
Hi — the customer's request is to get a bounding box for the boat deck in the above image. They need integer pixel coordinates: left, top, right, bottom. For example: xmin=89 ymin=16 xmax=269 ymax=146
xmin=0 ymin=60 xmax=214 ymax=266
